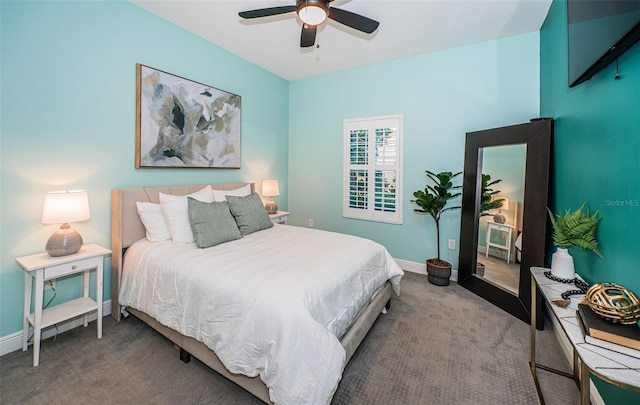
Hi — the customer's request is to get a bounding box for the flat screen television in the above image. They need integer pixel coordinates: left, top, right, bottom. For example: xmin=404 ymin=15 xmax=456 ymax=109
xmin=568 ymin=0 xmax=640 ymax=87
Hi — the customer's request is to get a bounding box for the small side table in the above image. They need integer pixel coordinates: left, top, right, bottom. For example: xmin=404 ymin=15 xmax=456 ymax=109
xmin=16 ymin=243 xmax=111 ymax=366
xmin=486 ymin=221 xmax=514 ymax=263
xmin=269 ymin=211 xmax=290 ymax=225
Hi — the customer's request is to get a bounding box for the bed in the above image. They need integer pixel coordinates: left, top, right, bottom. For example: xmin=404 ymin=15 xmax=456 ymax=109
xmin=111 ymin=183 xmax=403 ymax=405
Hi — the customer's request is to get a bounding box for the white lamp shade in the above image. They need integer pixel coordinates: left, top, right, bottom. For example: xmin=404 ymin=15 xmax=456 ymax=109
xmin=42 ymin=190 xmax=91 ymax=224
xmin=492 ymin=196 xmax=510 ymax=211
xmin=261 ymin=180 xmax=280 ymax=197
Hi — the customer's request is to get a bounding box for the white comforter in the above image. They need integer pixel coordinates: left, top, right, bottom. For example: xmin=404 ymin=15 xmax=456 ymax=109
xmin=119 ymin=224 xmax=403 ymax=405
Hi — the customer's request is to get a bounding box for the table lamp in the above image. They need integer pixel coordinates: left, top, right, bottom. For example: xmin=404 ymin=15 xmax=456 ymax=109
xmin=261 ymin=180 xmax=280 ymax=214
xmin=42 ymin=190 xmax=91 ymax=256
xmin=492 ymin=196 xmax=510 ymax=224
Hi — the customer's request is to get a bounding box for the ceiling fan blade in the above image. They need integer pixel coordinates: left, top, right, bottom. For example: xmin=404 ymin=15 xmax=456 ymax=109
xmin=328 ymin=7 xmax=379 ymax=34
xmin=238 ymin=6 xmax=296 ymax=19
xmin=300 ymin=24 xmax=317 ymax=48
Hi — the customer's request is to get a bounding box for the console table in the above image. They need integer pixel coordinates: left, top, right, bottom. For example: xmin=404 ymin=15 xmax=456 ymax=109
xmin=530 ymin=267 xmax=640 ymax=404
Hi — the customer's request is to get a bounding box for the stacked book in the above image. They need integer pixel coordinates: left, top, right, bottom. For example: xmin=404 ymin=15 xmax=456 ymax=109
xmin=577 ymin=303 xmax=640 ymax=359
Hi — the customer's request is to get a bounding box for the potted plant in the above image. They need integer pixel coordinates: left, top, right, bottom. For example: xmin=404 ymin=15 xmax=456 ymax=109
xmin=412 ymin=170 xmax=462 ymax=286
xmin=548 ymin=203 xmax=603 ymax=280
xmin=480 ymin=174 xmax=504 ymax=217
xmin=477 ymin=174 xmax=504 ymax=276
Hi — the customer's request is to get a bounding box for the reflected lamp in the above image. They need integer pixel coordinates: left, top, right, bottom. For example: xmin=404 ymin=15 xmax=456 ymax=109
xmin=492 ymin=196 xmax=510 ymax=224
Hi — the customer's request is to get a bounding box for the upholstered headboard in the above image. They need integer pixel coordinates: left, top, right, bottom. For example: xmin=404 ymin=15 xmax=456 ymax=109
xmin=110 ymin=182 xmax=255 ymax=320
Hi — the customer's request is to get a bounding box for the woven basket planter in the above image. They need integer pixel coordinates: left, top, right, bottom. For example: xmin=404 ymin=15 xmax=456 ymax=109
xmin=426 ymin=259 xmax=452 ymax=286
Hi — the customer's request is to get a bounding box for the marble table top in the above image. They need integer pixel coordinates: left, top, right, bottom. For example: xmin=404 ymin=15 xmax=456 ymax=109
xmin=532 ymin=267 xmax=640 ymax=390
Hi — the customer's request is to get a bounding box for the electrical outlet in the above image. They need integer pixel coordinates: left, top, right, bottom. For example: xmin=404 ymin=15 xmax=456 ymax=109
xmin=308 ymin=219 xmax=314 ymax=228
xmin=44 ymin=279 xmax=56 ymax=290
xmin=448 ymin=239 xmax=456 ymax=250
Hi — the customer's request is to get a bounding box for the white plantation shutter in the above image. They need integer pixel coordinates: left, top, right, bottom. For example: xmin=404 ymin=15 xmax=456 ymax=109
xmin=343 ymin=115 xmax=403 ymax=224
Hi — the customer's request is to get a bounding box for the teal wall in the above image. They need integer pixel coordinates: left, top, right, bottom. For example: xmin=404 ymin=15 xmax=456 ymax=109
xmin=0 ymin=0 xmax=289 ymax=337
xmin=288 ymin=33 xmax=540 ymax=267
xmin=541 ymin=1 xmax=640 ymax=403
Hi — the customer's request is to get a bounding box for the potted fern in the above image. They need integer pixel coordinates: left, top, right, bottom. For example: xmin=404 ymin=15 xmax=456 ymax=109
xmin=412 ymin=170 xmax=462 ymax=286
xmin=548 ymin=203 xmax=603 ymax=280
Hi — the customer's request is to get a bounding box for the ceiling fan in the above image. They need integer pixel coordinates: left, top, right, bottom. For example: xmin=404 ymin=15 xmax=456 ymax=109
xmin=238 ymin=0 xmax=379 ymax=48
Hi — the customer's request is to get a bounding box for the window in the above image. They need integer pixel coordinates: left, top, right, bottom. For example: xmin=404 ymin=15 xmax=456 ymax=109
xmin=343 ymin=114 xmax=403 ymax=224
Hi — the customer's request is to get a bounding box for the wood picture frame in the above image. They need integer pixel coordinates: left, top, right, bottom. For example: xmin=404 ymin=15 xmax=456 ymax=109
xmin=136 ymin=64 xmax=241 ymax=169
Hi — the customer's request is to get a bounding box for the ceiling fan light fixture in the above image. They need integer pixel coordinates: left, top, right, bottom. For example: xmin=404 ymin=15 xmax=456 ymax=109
xmin=297 ymin=1 xmax=328 ymax=25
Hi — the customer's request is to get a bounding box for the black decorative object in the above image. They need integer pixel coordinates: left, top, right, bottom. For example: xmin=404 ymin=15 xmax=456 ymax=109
xmin=543 ymin=270 xmax=590 ymax=300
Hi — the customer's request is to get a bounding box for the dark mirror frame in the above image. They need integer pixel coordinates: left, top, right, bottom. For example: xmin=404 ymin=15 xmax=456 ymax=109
xmin=458 ymin=119 xmax=553 ymax=325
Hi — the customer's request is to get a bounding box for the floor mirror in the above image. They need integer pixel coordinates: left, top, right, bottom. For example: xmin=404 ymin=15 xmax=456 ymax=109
xmin=458 ymin=119 xmax=553 ymax=326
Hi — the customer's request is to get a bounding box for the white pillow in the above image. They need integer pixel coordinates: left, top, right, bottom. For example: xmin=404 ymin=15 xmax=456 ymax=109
xmin=159 ymin=186 xmax=214 ymax=244
xmin=136 ymin=202 xmax=171 ymax=242
xmin=212 ymin=184 xmax=252 ymax=202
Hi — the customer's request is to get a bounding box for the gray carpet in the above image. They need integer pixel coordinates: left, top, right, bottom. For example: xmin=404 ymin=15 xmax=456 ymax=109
xmin=0 ymin=272 xmax=579 ymax=404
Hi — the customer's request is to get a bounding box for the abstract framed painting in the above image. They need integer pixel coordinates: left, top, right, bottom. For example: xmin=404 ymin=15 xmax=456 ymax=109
xmin=136 ymin=64 xmax=241 ymax=168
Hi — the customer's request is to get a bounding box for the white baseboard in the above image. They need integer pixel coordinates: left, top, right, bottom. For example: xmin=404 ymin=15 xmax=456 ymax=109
xmin=394 ymin=258 xmax=458 ymax=282
xmin=0 ymin=300 xmax=112 ymax=357
xmin=545 ymin=302 xmax=605 ymax=405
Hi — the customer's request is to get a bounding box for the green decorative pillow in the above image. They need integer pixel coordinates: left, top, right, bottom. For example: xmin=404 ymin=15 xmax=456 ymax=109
xmin=226 ymin=193 xmax=274 ymax=236
xmin=187 ymin=198 xmax=241 ymax=248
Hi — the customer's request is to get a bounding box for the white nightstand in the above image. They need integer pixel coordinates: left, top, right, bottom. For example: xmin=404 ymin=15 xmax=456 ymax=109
xmin=269 ymin=211 xmax=290 ymax=225
xmin=16 ymin=243 xmax=111 ymax=366
xmin=485 ymin=221 xmax=514 ymax=263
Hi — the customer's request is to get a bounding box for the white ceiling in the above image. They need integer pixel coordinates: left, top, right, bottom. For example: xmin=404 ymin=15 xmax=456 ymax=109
xmin=130 ymin=0 xmax=552 ymax=81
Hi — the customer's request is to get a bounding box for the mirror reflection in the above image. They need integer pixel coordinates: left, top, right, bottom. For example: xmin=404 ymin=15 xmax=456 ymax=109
xmin=474 ymin=144 xmax=527 ymax=294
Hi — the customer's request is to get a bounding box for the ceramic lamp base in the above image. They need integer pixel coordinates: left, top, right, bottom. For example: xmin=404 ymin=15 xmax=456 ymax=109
xmin=46 ymin=224 xmax=83 ymax=257
xmin=265 ymin=199 xmax=278 ymax=215
xmin=493 ymin=212 xmax=506 ymax=224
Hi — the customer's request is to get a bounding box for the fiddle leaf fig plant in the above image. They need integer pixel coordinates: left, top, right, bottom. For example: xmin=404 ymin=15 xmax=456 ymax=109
xmin=412 ymin=170 xmax=462 ymax=262
xmin=547 ymin=203 xmax=603 ymax=258
xmin=480 ymin=174 xmax=504 ymax=217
